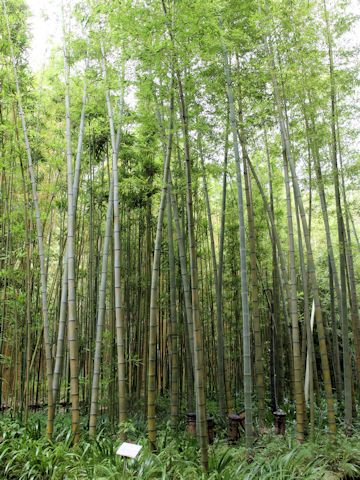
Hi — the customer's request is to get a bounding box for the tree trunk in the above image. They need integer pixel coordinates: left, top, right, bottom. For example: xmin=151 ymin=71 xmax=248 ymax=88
xmin=222 ymin=40 xmax=253 ymax=448
xmin=147 ymin=88 xmax=174 ymax=450
xmin=199 ymin=138 xmax=226 ymax=418
xmin=166 ymin=184 xmax=179 ymax=429
xmin=266 ymin=35 xmax=336 ymax=434
xmin=101 ymin=45 xmax=127 ymax=431
xmin=63 ymin=38 xmax=80 ymax=443
xmin=237 ymin=103 xmax=265 ymax=428
xmin=3 ymin=1 xmax=54 ymax=437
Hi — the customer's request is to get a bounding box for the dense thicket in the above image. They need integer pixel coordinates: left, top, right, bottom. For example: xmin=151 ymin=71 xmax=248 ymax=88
xmin=0 ymin=0 xmax=359 ymax=471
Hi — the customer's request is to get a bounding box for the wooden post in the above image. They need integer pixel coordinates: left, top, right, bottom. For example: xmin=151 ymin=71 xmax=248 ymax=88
xmin=274 ymin=409 xmax=286 ymax=435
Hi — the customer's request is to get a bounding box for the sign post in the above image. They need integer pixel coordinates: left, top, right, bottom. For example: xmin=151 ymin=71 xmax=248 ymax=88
xmin=116 ymin=442 xmax=142 ymax=459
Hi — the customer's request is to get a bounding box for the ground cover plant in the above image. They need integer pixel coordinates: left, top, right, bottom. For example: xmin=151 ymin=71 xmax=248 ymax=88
xmin=2 ymin=406 xmax=360 ymax=479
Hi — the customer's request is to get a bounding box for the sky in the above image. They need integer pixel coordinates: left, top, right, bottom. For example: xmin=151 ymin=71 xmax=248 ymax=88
xmin=26 ymin=0 xmax=62 ymax=71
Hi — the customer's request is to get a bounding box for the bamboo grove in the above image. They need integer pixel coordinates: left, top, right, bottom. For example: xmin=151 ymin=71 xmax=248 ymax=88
xmin=0 ymin=0 xmax=359 ymax=471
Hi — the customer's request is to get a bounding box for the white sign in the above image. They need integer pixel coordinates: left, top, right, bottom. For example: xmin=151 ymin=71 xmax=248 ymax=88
xmin=116 ymin=442 xmax=142 ymax=459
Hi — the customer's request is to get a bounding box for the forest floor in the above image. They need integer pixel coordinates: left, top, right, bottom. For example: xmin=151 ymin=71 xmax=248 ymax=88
xmin=1 ymin=402 xmax=360 ymax=479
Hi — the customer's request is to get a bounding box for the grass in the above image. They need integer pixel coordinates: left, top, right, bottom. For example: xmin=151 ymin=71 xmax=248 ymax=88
xmin=1 ymin=405 xmax=360 ymax=479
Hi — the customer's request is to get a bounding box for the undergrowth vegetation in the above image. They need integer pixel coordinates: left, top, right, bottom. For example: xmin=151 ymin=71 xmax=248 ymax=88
xmin=1 ymin=406 xmax=360 ymax=479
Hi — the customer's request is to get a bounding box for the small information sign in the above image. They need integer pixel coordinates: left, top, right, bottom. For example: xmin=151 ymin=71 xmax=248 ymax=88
xmin=116 ymin=442 xmax=142 ymax=459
